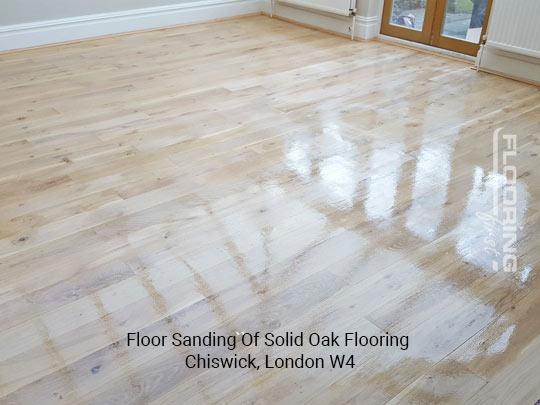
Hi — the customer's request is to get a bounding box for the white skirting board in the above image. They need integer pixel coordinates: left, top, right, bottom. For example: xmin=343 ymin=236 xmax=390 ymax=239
xmin=0 ymin=0 xmax=262 ymax=52
xmin=478 ymin=44 xmax=540 ymax=85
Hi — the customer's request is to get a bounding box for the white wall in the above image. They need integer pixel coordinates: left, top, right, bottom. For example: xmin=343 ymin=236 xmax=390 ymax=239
xmin=0 ymin=0 xmax=262 ymax=52
xmin=1 ymin=0 xmax=197 ymax=25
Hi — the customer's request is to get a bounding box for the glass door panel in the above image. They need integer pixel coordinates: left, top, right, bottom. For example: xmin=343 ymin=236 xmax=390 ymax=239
xmin=441 ymin=0 xmax=488 ymax=42
xmin=390 ymin=0 xmax=427 ymax=31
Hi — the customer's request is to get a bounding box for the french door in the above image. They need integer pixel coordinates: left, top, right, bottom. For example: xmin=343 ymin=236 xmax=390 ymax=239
xmin=380 ymin=0 xmax=493 ymax=56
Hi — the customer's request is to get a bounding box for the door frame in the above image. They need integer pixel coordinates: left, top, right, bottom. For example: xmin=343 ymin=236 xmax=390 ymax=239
xmin=379 ymin=0 xmax=493 ymax=56
xmin=380 ymin=0 xmax=438 ymax=44
xmin=431 ymin=0 xmax=493 ymax=56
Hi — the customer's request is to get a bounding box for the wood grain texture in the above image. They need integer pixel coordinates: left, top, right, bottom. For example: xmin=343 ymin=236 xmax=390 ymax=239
xmin=1 ymin=15 xmax=539 ymax=404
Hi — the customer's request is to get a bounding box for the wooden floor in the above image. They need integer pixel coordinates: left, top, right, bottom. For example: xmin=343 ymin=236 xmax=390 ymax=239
xmin=1 ymin=15 xmax=539 ymax=404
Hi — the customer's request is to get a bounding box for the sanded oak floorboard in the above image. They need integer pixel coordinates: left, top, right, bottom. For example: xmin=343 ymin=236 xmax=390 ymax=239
xmin=1 ymin=15 xmax=539 ymax=405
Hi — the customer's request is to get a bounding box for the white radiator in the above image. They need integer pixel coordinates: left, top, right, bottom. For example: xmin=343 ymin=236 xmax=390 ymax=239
xmin=277 ymin=0 xmax=356 ymax=16
xmin=486 ymin=0 xmax=540 ymax=58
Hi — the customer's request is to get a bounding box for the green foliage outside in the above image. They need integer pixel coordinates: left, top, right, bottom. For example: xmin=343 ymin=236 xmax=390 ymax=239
xmin=393 ymin=0 xmax=473 ymax=15
xmin=447 ymin=0 xmax=474 ymax=13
